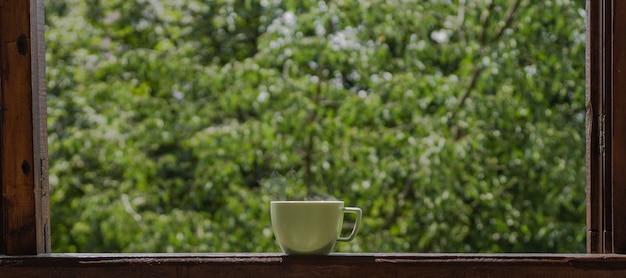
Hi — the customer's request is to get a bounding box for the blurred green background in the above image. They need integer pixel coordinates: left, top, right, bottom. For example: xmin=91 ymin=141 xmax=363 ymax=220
xmin=45 ymin=0 xmax=586 ymax=253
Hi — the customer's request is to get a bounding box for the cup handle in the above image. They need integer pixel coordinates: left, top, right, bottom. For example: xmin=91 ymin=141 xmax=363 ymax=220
xmin=337 ymin=207 xmax=362 ymax=242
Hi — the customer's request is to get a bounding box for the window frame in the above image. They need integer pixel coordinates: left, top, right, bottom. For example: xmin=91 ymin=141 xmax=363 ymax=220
xmin=586 ymin=0 xmax=626 ymax=254
xmin=0 ymin=0 xmax=49 ymax=255
xmin=1 ymin=0 xmax=625 ymax=274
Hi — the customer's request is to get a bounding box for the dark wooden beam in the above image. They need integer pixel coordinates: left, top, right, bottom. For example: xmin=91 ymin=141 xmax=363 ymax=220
xmin=2 ymin=253 xmax=626 ymax=278
xmin=611 ymin=0 xmax=626 ymax=254
xmin=0 ymin=0 xmax=50 ymax=255
xmin=586 ymin=0 xmax=605 ymax=254
xmin=586 ymin=0 xmax=626 ymax=254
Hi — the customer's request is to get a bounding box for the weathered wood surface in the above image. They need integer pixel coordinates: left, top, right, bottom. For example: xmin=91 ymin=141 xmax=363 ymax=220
xmin=611 ymin=0 xmax=626 ymax=254
xmin=30 ymin=0 xmax=52 ymax=254
xmin=586 ymin=0 xmax=605 ymax=254
xmin=586 ymin=0 xmax=626 ymax=254
xmin=0 ymin=0 xmax=38 ymax=255
xmin=0 ymin=0 xmax=49 ymax=255
xmin=1 ymin=253 xmax=626 ymax=278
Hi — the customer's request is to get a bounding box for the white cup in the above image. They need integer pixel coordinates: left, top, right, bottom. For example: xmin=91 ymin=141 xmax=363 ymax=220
xmin=270 ymin=200 xmax=362 ymax=255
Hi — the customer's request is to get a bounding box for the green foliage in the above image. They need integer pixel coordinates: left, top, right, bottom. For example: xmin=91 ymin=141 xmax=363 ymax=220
xmin=46 ymin=0 xmax=587 ymax=253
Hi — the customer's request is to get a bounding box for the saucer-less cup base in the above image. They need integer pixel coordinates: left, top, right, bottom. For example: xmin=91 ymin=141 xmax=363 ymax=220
xmin=270 ymin=201 xmax=362 ymax=255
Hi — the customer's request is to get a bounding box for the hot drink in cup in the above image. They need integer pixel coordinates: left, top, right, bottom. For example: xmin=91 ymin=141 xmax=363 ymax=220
xmin=270 ymin=200 xmax=362 ymax=255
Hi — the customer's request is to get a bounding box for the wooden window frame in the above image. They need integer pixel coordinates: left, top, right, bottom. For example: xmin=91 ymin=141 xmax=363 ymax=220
xmin=587 ymin=0 xmax=626 ymax=254
xmin=2 ymin=0 xmax=626 ymax=276
xmin=0 ymin=0 xmax=49 ymax=255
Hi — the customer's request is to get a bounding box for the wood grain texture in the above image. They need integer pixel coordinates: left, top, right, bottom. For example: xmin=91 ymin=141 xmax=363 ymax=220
xmin=585 ymin=0 xmax=626 ymax=255
xmin=586 ymin=0 xmax=604 ymax=254
xmin=30 ymin=0 xmax=51 ymax=254
xmin=612 ymin=0 xmax=626 ymax=254
xmin=0 ymin=0 xmax=49 ymax=255
xmin=2 ymin=253 xmax=626 ymax=278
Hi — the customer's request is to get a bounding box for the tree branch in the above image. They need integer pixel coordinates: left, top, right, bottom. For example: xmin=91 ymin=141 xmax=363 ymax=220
xmin=304 ymin=65 xmax=325 ymax=197
xmin=448 ymin=65 xmax=485 ymax=123
xmin=479 ymin=1 xmax=496 ymax=45
xmin=492 ymin=0 xmax=522 ymax=43
xmin=382 ymin=175 xmax=415 ymax=230
xmin=457 ymin=0 xmax=467 ymax=42
xmin=450 ymin=0 xmax=522 ymax=124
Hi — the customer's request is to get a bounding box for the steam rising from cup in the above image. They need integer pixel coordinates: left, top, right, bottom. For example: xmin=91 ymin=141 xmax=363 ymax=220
xmin=260 ymin=170 xmax=337 ymax=201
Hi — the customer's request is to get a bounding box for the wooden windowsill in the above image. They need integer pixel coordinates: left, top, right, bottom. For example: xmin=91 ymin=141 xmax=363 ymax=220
xmin=2 ymin=253 xmax=626 ymax=277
